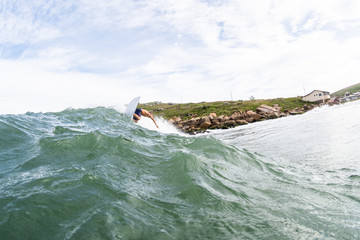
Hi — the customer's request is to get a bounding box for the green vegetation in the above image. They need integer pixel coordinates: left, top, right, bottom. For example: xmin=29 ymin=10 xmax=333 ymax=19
xmin=331 ymin=83 xmax=360 ymax=98
xmin=139 ymin=97 xmax=311 ymax=120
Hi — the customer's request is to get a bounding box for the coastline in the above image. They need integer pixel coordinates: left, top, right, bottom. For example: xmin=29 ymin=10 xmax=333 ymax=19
xmin=139 ymin=97 xmax=328 ymax=134
xmin=168 ymin=103 xmax=319 ymax=134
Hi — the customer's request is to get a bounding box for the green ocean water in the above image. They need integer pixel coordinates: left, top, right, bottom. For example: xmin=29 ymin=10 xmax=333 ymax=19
xmin=0 ymin=101 xmax=360 ymax=239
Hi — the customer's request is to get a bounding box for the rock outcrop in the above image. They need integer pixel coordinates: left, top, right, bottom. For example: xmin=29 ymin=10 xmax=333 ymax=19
xmin=169 ymin=104 xmax=318 ymax=134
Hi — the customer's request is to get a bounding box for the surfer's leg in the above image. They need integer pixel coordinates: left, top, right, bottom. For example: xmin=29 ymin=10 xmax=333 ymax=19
xmin=141 ymin=109 xmax=152 ymax=118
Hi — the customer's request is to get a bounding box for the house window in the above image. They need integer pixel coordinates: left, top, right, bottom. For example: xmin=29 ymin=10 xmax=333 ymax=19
xmin=319 ymin=93 xmax=322 ymax=96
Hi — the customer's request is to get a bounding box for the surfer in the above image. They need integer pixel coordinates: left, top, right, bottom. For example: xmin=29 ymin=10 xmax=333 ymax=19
xmin=133 ymin=108 xmax=159 ymax=128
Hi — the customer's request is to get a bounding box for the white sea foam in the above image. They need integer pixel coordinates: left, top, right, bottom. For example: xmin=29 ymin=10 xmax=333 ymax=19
xmin=137 ymin=116 xmax=184 ymax=135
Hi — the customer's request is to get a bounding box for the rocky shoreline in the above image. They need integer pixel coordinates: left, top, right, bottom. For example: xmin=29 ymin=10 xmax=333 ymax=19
xmin=168 ymin=103 xmax=319 ymax=134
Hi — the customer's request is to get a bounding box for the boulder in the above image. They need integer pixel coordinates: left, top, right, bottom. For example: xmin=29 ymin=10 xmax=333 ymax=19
xmin=229 ymin=112 xmax=242 ymax=120
xmin=236 ymin=120 xmax=248 ymax=125
xmin=246 ymin=110 xmax=256 ymax=115
xmin=172 ymin=116 xmax=182 ymax=123
xmin=256 ymin=104 xmax=280 ymax=115
xmin=199 ymin=116 xmax=211 ymax=129
xmin=279 ymin=112 xmax=287 ymax=117
xmin=303 ymin=105 xmax=310 ymax=111
xmin=211 ymin=120 xmax=221 ymax=126
xmin=189 ymin=118 xmax=199 ymax=126
xmin=246 ymin=110 xmax=261 ymax=121
xmin=209 ymin=113 xmax=217 ymax=120
xmin=289 ymin=111 xmax=302 ymax=115
xmin=224 ymin=120 xmax=236 ymax=127
xmin=289 ymin=108 xmax=303 ymax=115
xmin=272 ymin=104 xmax=282 ymax=111
xmin=182 ymin=125 xmax=190 ymax=131
xmin=267 ymin=112 xmax=279 ymax=119
xmin=245 ymin=117 xmax=254 ymax=123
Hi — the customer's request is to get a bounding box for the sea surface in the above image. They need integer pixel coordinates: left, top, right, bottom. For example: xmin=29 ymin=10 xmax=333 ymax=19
xmin=1 ymin=101 xmax=359 ymax=239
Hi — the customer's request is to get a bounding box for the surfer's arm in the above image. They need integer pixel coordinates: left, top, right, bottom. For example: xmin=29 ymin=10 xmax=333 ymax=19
xmin=150 ymin=116 xmax=159 ymax=128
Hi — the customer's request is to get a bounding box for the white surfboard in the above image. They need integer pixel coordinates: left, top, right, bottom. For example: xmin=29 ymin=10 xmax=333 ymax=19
xmin=125 ymin=97 xmax=140 ymax=119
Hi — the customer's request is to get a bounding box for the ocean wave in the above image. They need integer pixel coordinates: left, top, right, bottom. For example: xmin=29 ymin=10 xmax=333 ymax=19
xmin=1 ymin=106 xmax=360 ymax=239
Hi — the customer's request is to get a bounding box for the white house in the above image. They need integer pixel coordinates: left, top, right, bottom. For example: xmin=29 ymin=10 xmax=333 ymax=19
xmin=302 ymin=90 xmax=331 ymax=103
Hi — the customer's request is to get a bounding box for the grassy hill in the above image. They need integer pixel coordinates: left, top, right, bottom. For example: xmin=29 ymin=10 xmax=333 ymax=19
xmin=331 ymin=83 xmax=360 ymax=98
xmin=139 ymin=97 xmax=312 ymax=120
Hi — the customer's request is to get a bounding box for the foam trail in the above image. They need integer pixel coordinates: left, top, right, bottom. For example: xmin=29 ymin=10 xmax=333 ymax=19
xmin=137 ymin=116 xmax=184 ymax=135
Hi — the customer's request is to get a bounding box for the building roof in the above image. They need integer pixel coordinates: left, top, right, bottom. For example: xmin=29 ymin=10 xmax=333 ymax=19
xmin=302 ymin=90 xmax=330 ymax=98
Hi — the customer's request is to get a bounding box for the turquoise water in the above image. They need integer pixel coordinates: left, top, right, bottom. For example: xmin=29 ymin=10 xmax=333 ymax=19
xmin=1 ymin=102 xmax=359 ymax=239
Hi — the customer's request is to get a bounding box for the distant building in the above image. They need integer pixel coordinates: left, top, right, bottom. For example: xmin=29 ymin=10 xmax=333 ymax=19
xmin=302 ymin=90 xmax=331 ymax=103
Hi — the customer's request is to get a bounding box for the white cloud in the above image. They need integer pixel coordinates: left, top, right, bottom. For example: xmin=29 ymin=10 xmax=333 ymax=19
xmin=0 ymin=59 xmax=138 ymax=113
xmin=1 ymin=0 xmax=360 ymax=113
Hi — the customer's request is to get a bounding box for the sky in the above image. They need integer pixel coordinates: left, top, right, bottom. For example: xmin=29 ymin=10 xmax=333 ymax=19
xmin=1 ymin=0 xmax=360 ymax=114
